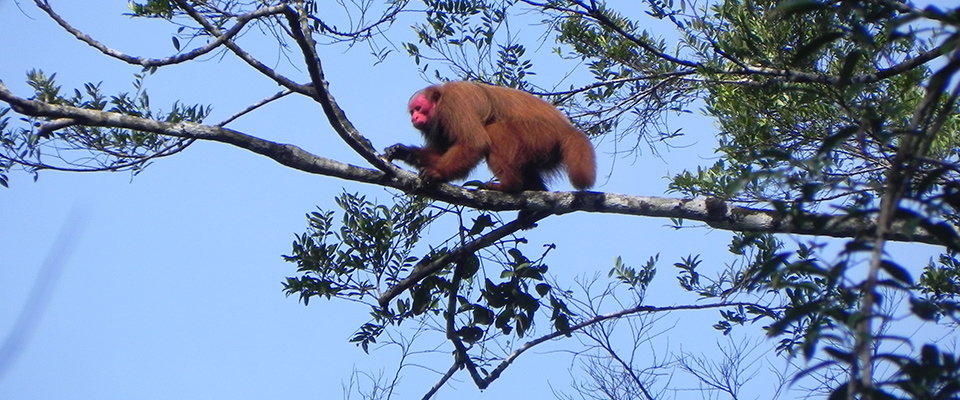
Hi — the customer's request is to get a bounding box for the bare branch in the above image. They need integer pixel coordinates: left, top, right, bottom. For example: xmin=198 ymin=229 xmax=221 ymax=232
xmin=420 ymin=362 xmax=459 ymax=400
xmin=523 ymin=0 xmax=701 ymax=69
xmin=172 ymin=0 xmax=311 ymax=94
xmin=217 ymin=89 xmax=293 ymax=127
xmin=34 ymin=0 xmax=285 ymax=68
xmin=477 ymin=302 xmax=774 ymax=389
xmin=306 ymin=1 xmax=405 ymax=41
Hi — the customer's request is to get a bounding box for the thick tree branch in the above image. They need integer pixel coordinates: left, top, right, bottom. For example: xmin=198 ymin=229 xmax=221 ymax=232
xmin=1 ymin=80 xmax=382 ymax=184
xmin=1 ymin=82 xmax=952 ymax=244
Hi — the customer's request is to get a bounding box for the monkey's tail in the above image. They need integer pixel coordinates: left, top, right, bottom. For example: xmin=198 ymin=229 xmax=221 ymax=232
xmin=561 ymin=131 xmax=597 ymax=190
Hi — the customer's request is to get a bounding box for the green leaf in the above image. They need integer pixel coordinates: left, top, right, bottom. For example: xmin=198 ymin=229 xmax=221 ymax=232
xmin=838 ymin=50 xmax=862 ymax=84
xmin=771 ymin=0 xmax=827 ymax=17
xmin=457 ymin=253 xmax=480 ymax=279
xmin=412 ymin=283 xmax=432 ymax=315
xmin=554 ymin=314 xmax=571 ymax=336
xmin=879 ymin=260 xmax=912 ymax=285
xmin=467 ymin=214 xmax=495 ymax=235
xmin=535 ymin=283 xmax=551 ymax=297
xmin=823 ymin=346 xmax=854 ymax=363
xmin=791 ymin=31 xmax=844 ymax=67
xmin=473 ymin=306 xmax=495 ymax=325
xmin=818 ymin=126 xmax=857 ymax=154
xmin=456 ymin=326 xmax=484 ymax=344
xmin=910 ymin=298 xmax=938 ymax=320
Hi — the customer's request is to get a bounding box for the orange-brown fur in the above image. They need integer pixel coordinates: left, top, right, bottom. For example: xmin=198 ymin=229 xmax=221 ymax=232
xmin=385 ymin=81 xmax=596 ymax=192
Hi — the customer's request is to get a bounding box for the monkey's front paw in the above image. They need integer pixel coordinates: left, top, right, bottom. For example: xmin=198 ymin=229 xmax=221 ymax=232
xmin=383 ymin=144 xmax=413 ymax=162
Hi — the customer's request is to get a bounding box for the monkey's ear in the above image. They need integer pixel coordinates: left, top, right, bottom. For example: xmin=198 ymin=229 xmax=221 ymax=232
xmin=429 ymin=90 xmax=442 ymax=102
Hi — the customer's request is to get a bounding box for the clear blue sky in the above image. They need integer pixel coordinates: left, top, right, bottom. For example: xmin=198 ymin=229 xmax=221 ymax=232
xmin=0 ymin=2 xmax=947 ymax=399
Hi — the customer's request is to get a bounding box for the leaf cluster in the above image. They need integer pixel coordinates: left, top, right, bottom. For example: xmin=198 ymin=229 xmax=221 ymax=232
xmin=1 ymin=70 xmax=209 ymax=175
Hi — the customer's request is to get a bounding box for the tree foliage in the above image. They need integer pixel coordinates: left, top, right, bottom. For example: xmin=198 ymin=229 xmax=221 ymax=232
xmin=3 ymin=0 xmax=960 ymax=399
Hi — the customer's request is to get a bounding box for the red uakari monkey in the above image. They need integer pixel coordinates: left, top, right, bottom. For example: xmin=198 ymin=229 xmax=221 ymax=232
xmin=384 ymin=81 xmax=596 ymax=193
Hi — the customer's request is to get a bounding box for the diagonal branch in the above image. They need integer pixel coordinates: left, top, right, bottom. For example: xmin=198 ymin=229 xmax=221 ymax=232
xmin=279 ymin=4 xmax=390 ymax=171
xmin=853 ymin=46 xmax=960 ymax=397
xmin=378 ymin=213 xmax=549 ymax=308
xmin=173 ymin=1 xmax=389 ymax=171
xmin=420 ymin=361 xmax=459 ymax=400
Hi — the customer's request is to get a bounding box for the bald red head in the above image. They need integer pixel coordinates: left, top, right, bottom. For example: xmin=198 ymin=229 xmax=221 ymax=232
xmin=408 ymin=94 xmax=435 ymax=130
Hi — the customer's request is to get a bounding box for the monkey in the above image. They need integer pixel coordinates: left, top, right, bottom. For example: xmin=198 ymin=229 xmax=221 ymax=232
xmin=384 ymin=81 xmax=596 ymax=193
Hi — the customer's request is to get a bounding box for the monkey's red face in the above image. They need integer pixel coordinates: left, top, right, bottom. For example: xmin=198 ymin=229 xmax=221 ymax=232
xmin=408 ymin=94 xmax=435 ymax=131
